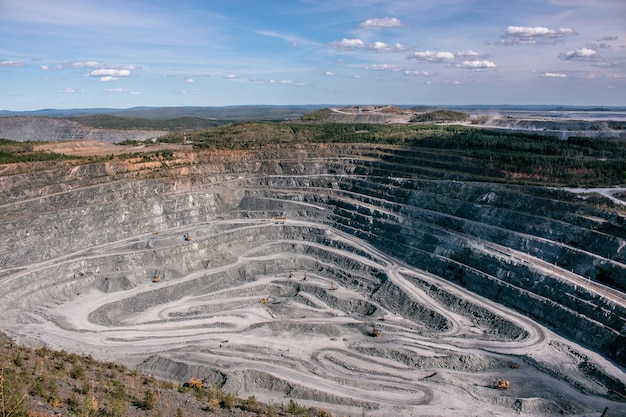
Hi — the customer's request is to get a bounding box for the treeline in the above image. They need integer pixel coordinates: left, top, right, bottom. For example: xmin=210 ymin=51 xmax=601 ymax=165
xmin=161 ymin=122 xmax=626 ymax=186
xmin=410 ymin=109 xmax=469 ymax=122
xmin=68 ymin=114 xmax=228 ymax=130
xmin=0 ymin=139 xmax=78 ymax=164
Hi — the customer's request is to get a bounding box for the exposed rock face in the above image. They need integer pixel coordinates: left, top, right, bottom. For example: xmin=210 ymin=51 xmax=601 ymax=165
xmin=0 ymin=143 xmax=625 ymax=416
xmin=0 ymin=116 xmax=166 ymax=142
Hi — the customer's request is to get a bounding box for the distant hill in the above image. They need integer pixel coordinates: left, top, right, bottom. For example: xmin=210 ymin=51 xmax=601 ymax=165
xmin=0 ymin=105 xmax=327 ymax=120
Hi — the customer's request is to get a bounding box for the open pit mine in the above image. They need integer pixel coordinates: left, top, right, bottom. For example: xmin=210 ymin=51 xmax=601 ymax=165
xmin=1 ymin=137 xmax=626 ymax=416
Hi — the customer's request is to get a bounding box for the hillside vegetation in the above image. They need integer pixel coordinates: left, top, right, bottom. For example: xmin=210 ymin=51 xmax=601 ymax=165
xmin=157 ymin=120 xmax=626 ymax=187
xmin=410 ymin=109 xmax=469 ymax=122
xmin=68 ymin=114 xmax=226 ymax=130
xmin=0 ymin=332 xmax=330 ymax=417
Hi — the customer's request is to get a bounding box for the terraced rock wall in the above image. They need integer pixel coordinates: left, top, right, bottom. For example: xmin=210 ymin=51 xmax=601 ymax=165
xmin=1 ymin=143 xmax=625 ymax=416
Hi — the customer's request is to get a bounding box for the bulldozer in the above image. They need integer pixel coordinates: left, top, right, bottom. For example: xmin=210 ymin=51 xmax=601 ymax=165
xmin=184 ymin=232 xmax=192 ymax=241
xmin=152 ymin=272 xmax=161 ymax=283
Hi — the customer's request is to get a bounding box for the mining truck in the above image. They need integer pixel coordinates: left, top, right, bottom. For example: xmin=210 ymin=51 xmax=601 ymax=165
xmin=492 ymin=378 xmax=510 ymax=390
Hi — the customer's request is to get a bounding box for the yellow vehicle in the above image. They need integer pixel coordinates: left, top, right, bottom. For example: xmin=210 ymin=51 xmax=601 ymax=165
xmin=493 ymin=378 xmax=510 ymax=390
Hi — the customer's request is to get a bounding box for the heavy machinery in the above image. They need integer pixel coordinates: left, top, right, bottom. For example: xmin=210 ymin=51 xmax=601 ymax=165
xmin=188 ymin=377 xmax=202 ymax=389
xmin=492 ymin=378 xmax=510 ymax=390
xmin=152 ymin=272 xmax=161 ymax=283
xmin=184 ymin=232 xmax=192 ymax=241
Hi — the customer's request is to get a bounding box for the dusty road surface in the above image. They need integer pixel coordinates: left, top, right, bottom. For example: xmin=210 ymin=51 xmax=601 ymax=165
xmin=1 ymin=143 xmax=625 ymax=416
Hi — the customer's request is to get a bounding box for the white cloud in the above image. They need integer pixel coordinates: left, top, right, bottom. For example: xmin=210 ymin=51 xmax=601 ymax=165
xmin=359 ymin=17 xmax=404 ymax=30
xmin=368 ymin=41 xmax=406 ymax=52
xmin=40 ymin=64 xmax=49 ymax=70
xmin=456 ymin=50 xmax=489 ymax=59
xmin=541 ymin=72 xmax=567 ymax=78
xmin=58 ymin=87 xmax=76 ymax=93
xmin=365 ymin=63 xmax=403 ymax=71
xmin=458 ymin=60 xmax=497 ymax=70
xmin=224 ymin=73 xmax=237 ymax=79
xmin=99 ymin=76 xmax=119 ymax=82
xmin=325 ymin=71 xmax=335 ymax=76
xmin=276 ymin=79 xmax=307 ymax=86
xmin=55 ymin=61 xmax=101 ymax=70
xmin=404 ymin=70 xmax=433 ymax=77
xmin=502 ymin=26 xmax=577 ymax=44
xmin=559 ymin=47 xmax=599 ymax=60
xmin=370 ymin=41 xmax=390 ymax=52
xmin=89 ymin=69 xmax=131 ymax=77
xmin=105 ymin=88 xmax=141 ymax=94
xmin=1 ymin=60 xmax=24 ymax=67
xmin=186 ymin=78 xmax=196 ymax=83
xmin=408 ymin=50 xmax=455 ymax=63
xmin=332 ymin=38 xmax=365 ymax=49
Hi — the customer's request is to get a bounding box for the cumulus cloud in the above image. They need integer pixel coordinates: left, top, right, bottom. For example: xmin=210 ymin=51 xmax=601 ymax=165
xmin=332 ymin=38 xmax=365 ymax=49
xmin=368 ymin=41 xmax=406 ymax=52
xmin=1 ymin=60 xmax=24 ymax=67
xmin=559 ymin=47 xmax=599 ymax=60
xmin=224 ymin=74 xmax=238 ymax=79
xmin=186 ymin=78 xmax=195 ymax=83
xmin=359 ymin=17 xmax=404 ymax=29
xmin=458 ymin=60 xmax=497 ymax=70
xmin=40 ymin=64 xmax=49 ymax=70
xmin=502 ymin=26 xmax=577 ymax=44
xmin=90 ymin=69 xmax=131 ymax=77
xmin=370 ymin=41 xmax=391 ymax=52
xmin=88 ymin=68 xmax=131 ymax=82
xmin=325 ymin=71 xmax=335 ymax=76
xmin=541 ymin=72 xmax=567 ymax=78
xmin=408 ymin=50 xmax=455 ymax=63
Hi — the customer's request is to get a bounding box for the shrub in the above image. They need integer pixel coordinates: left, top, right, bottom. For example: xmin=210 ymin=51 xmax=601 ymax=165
xmin=143 ymin=390 xmax=158 ymax=410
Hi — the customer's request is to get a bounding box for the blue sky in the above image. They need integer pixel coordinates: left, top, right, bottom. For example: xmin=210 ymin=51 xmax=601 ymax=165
xmin=1 ymin=0 xmax=625 ymax=110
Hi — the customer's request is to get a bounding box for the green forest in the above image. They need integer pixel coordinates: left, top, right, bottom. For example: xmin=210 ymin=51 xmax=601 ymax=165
xmin=2 ymin=114 xmax=625 ymax=187
xmin=159 ymin=121 xmax=626 ymax=187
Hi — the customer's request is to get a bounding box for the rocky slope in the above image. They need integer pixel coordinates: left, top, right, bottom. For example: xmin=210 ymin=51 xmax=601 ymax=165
xmin=0 ymin=143 xmax=625 ymax=416
xmin=0 ymin=116 xmax=166 ymax=142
